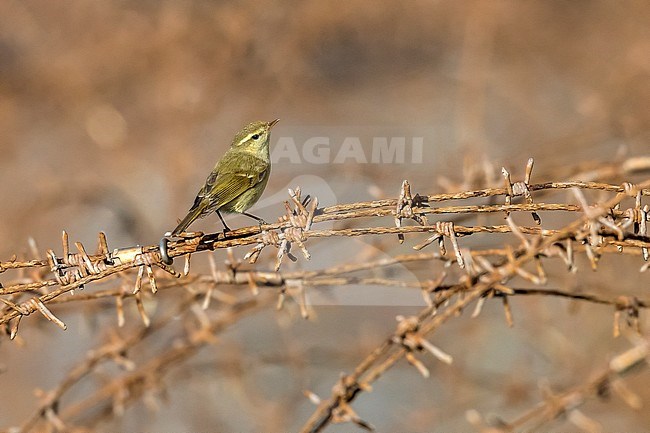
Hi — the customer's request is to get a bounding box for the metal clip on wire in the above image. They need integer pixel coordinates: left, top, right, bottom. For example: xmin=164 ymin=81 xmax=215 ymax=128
xmin=159 ymin=237 xmax=173 ymax=265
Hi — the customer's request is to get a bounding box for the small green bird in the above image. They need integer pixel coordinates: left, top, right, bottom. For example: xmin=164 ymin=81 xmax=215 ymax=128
xmin=171 ymin=119 xmax=278 ymax=236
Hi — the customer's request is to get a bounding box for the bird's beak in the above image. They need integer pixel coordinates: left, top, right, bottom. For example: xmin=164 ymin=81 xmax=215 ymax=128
xmin=268 ymin=119 xmax=280 ymax=129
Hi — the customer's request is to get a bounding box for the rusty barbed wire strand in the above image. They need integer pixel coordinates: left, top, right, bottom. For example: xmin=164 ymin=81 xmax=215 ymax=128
xmin=3 ymin=222 xmax=650 ymax=331
xmin=14 ymin=290 xmax=274 ymax=433
xmin=465 ymin=338 xmax=650 ymax=432
xmin=298 ymin=180 xmax=650 ymax=432
xmin=2 ymin=178 xmax=649 ymax=273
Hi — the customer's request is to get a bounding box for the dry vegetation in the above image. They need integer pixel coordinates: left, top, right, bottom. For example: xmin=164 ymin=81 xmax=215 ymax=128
xmin=1 ymin=1 xmax=649 ymax=432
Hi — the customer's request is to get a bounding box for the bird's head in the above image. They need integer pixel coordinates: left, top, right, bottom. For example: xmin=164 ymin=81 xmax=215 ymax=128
xmin=231 ymin=119 xmax=279 ymax=155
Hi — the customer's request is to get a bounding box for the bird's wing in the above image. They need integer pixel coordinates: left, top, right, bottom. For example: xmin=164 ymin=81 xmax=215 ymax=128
xmin=193 ymin=152 xmax=268 ymax=209
xmin=190 ymin=170 xmax=218 ymax=209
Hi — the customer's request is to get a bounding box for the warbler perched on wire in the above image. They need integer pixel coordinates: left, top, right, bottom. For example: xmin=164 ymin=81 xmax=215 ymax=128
xmin=170 ymin=119 xmax=279 ymax=236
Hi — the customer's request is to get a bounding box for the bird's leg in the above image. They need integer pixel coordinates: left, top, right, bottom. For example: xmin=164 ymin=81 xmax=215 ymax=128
xmin=242 ymin=212 xmax=267 ymax=229
xmin=215 ymin=210 xmax=231 ymax=233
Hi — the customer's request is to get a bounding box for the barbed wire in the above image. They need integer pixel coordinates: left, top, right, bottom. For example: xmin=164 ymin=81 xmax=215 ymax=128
xmin=2 ymin=156 xmax=650 ymax=432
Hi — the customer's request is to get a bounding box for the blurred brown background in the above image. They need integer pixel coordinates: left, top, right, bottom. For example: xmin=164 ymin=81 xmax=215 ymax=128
xmin=1 ymin=0 xmax=649 ymax=431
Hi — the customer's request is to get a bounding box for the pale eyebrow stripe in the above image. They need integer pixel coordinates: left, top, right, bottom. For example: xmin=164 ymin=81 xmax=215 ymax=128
xmin=244 ymin=131 xmax=262 ymax=142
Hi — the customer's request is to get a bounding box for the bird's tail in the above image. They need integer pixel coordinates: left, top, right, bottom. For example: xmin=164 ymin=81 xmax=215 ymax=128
xmin=171 ymin=206 xmax=204 ymax=236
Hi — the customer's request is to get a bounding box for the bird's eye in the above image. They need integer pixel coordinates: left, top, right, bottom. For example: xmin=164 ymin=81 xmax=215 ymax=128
xmin=252 ymin=134 xmax=260 ymax=140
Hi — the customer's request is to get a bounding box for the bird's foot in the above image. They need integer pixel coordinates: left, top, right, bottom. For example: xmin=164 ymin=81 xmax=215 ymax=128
xmin=248 ymin=217 xmax=267 ymax=232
